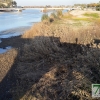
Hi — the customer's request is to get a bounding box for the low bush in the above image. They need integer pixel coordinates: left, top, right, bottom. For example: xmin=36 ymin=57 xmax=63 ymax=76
xmin=96 ymin=4 xmax=100 ymax=11
xmin=57 ymin=10 xmax=63 ymax=17
xmin=41 ymin=14 xmax=49 ymax=21
xmin=50 ymin=12 xmax=58 ymax=19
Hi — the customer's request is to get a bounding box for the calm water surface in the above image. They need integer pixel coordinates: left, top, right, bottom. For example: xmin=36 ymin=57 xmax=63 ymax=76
xmin=0 ymin=9 xmax=43 ymax=38
xmin=0 ymin=8 xmax=43 ymax=53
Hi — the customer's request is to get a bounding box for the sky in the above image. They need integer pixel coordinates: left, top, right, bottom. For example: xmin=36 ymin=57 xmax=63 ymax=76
xmin=16 ymin=0 xmax=99 ymax=6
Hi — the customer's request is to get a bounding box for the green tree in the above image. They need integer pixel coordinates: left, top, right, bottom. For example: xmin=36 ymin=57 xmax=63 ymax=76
xmin=12 ymin=0 xmax=17 ymax=7
xmin=96 ymin=1 xmax=100 ymax=10
xmin=96 ymin=4 xmax=100 ymax=11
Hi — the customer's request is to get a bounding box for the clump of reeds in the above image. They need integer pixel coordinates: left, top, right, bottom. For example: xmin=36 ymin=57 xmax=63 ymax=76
xmin=57 ymin=10 xmax=63 ymax=17
xmin=41 ymin=14 xmax=49 ymax=21
xmin=41 ymin=10 xmax=63 ymax=23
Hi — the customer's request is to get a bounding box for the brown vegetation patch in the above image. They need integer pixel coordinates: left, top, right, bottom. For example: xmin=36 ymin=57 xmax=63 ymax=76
xmin=0 ymin=21 xmax=100 ymax=100
xmin=0 ymin=49 xmax=17 ymax=82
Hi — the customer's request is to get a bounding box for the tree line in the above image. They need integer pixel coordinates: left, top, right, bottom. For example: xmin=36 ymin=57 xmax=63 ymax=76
xmin=74 ymin=1 xmax=100 ymax=11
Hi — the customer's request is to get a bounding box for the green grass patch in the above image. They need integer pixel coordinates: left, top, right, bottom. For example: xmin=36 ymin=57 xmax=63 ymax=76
xmin=73 ymin=18 xmax=91 ymax=22
xmin=83 ymin=13 xmax=99 ymax=18
xmin=63 ymin=13 xmax=73 ymax=19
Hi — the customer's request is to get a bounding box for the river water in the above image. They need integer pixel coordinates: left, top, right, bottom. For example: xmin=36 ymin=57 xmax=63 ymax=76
xmin=0 ymin=8 xmax=43 ymax=53
xmin=0 ymin=8 xmax=43 ymax=38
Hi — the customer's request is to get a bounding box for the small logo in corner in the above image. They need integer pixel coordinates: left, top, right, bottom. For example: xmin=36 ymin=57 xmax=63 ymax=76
xmin=92 ymin=84 xmax=100 ymax=97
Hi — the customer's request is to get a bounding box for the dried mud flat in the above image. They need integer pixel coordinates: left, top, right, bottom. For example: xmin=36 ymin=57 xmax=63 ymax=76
xmin=0 ymin=26 xmax=31 ymax=38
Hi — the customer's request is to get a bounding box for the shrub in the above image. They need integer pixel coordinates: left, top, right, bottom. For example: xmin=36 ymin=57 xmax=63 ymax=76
xmin=49 ymin=18 xmax=54 ymax=23
xmin=96 ymin=4 xmax=100 ymax=11
xmin=50 ymin=12 xmax=58 ymax=19
xmin=49 ymin=12 xmax=58 ymax=23
xmin=57 ymin=10 xmax=63 ymax=18
xmin=41 ymin=14 xmax=49 ymax=21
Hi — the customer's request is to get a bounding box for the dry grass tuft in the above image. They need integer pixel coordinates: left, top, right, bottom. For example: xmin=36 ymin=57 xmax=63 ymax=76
xmin=22 ymin=22 xmax=50 ymax=39
xmin=12 ymin=21 xmax=100 ymax=100
xmin=0 ymin=49 xmax=17 ymax=82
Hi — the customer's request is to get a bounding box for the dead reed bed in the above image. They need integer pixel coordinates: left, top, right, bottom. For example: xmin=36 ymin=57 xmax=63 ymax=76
xmin=11 ymin=22 xmax=100 ymax=100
